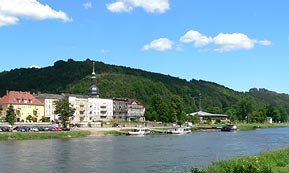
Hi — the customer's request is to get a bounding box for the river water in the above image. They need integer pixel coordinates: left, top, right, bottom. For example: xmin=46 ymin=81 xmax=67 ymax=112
xmin=1 ymin=127 xmax=289 ymax=173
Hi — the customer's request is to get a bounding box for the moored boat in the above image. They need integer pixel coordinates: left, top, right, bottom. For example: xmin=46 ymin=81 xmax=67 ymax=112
xmin=168 ymin=127 xmax=191 ymax=135
xmin=221 ymin=124 xmax=237 ymax=132
xmin=127 ymin=128 xmax=150 ymax=135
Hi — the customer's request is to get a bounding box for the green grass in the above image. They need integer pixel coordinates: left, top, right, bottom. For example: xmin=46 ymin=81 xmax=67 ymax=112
xmin=237 ymin=123 xmax=287 ymax=130
xmin=0 ymin=130 xmax=91 ymax=140
xmin=193 ymin=147 xmax=289 ymax=173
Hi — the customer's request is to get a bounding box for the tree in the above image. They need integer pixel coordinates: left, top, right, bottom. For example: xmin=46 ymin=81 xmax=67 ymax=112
xmin=237 ymin=97 xmax=255 ymax=122
xmin=151 ymin=94 xmax=170 ymax=122
xmin=266 ymin=105 xmax=280 ymax=123
xmin=6 ymin=105 xmax=16 ymax=125
xmin=54 ymin=99 xmax=75 ymax=127
xmin=26 ymin=115 xmax=33 ymax=122
xmin=40 ymin=116 xmax=49 ymax=122
xmin=170 ymin=95 xmax=186 ymax=125
xmin=279 ymin=108 xmax=288 ymax=123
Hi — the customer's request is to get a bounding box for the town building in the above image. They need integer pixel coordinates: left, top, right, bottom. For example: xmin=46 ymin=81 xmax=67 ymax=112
xmin=88 ymin=97 xmax=113 ymax=121
xmin=113 ymin=98 xmax=128 ymax=120
xmin=189 ymin=111 xmax=228 ymax=123
xmin=0 ymin=91 xmax=44 ymax=122
xmin=127 ymin=99 xmax=146 ymax=121
xmin=188 ymin=94 xmax=228 ymax=123
xmin=34 ymin=93 xmax=64 ymax=122
xmin=66 ymin=94 xmax=89 ymax=123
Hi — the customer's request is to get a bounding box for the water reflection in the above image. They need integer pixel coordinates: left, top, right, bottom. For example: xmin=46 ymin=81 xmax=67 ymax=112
xmin=1 ymin=127 xmax=289 ymax=173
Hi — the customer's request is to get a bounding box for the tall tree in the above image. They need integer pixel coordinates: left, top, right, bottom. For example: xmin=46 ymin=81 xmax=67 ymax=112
xmin=170 ymin=95 xmax=185 ymax=125
xmin=237 ymin=97 xmax=255 ymax=122
xmin=6 ymin=105 xmax=16 ymax=126
xmin=54 ymin=99 xmax=75 ymax=127
xmin=151 ymin=94 xmax=170 ymax=122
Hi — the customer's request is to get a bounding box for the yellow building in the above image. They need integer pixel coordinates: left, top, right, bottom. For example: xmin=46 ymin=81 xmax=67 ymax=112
xmin=0 ymin=91 xmax=44 ymax=122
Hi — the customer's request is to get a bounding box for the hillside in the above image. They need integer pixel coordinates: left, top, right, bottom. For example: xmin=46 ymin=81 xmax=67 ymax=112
xmin=1 ymin=59 xmax=289 ymax=116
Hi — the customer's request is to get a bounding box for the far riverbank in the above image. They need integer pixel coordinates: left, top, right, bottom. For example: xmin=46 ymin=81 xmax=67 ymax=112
xmin=79 ymin=123 xmax=289 ymax=136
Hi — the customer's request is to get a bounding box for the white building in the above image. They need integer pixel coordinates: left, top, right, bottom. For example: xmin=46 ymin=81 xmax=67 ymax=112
xmin=127 ymin=99 xmax=145 ymax=121
xmin=68 ymin=95 xmax=89 ymax=123
xmin=88 ymin=98 xmax=113 ymax=121
xmin=34 ymin=93 xmax=64 ymax=122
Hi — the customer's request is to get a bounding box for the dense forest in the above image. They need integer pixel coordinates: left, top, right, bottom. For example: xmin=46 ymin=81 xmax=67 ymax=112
xmin=1 ymin=59 xmax=289 ymax=123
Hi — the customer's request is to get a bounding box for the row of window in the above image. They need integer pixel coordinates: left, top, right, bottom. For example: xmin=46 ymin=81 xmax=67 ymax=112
xmin=17 ymin=105 xmax=40 ymax=109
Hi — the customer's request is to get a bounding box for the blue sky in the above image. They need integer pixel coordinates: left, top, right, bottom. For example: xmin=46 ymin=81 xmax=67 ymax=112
xmin=1 ymin=0 xmax=289 ymax=94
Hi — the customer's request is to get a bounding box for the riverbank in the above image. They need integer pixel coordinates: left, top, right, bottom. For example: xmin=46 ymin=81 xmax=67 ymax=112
xmin=81 ymin=123 xmax=289 ymax=136
xmin=236 ymin=123 xmax=288 ymax=130
xmin=0 ymin=130 xmax=91 ymax=140
xmin=194 ymin=146 xmax=289 ymax=173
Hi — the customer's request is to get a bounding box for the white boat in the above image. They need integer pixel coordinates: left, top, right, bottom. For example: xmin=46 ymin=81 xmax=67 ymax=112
xmin=127 ymin=128 xmax=150 ymax=135
xmin=168 ymin=128 xmax=191 ymax=135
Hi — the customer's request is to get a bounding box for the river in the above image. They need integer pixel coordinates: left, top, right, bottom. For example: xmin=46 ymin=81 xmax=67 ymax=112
xmin=1 ymin=127 xmax=289 ymax=173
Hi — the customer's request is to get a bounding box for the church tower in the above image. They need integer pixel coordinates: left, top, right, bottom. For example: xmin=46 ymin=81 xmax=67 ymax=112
xmin=88 ymin=62 xmax=100 ymax=98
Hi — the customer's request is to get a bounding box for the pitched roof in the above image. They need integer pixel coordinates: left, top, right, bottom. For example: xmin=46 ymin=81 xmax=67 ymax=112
xmin=0 ymin=91 xmax=44 ymax=106
xmin=189 ymin=111 xmax=228 ymax=117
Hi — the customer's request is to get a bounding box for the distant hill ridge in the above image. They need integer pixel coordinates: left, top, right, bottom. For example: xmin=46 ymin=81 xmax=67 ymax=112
xmin=1 ymin=58 xmax=289 ymax=114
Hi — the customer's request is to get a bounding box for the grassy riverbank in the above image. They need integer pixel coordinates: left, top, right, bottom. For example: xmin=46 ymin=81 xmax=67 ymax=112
xmin=0 ymin=130 xmax=91 ymax=141
xmin=192 ymin=147 xmax=289 ymax=173
xmin=236 ymin=123 xmax=288 ymax=130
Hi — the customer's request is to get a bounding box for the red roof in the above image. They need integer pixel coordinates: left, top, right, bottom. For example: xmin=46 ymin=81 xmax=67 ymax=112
xmin=0 ymin=91 xmax=44 ymax=106
xmin=127 ymin=98 xmax=141 ymax=105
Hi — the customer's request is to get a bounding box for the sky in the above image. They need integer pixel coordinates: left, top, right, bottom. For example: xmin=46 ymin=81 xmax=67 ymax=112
xmin=1 ymin=0 xmax=289 ymax=94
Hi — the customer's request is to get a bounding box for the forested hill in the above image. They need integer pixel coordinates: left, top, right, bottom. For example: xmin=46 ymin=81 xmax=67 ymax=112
xmin=1 ymin=59 xmax=289 ymax=115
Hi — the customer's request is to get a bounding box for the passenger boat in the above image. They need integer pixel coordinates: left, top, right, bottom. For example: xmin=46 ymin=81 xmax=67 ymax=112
xmin=221 ymin=124 xmax=237 ymax=132
xmin=127 ymin=128 xmax=150 ymax=135
xmin=168 ymin=127 xmax=191 ymax=135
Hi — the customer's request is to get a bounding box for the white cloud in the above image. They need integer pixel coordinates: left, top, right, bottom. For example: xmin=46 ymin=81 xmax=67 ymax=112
xmin=106 ymin=1 xmax=133 ymax=13
xmin=0 ymin=14 xmax=18 ymax=26
xmin=258 ymin=40 xmax=271 ymax=46
xmin=213 ymin=33 xmax=257 ymax=52
xmin=106 ymin=0 xmax=170 ymax=13
xmin=179 ymin=30 xmax=213 ymax=47
xmin=179 ymin=29 xmax=272 ymax=52
xmin=83 ymin=2 xmax=93 ymax=9
xmin=0 ymin=0 xmax=71 ymax=27
xmin=143 ymin=38 xmax=173 ymax=51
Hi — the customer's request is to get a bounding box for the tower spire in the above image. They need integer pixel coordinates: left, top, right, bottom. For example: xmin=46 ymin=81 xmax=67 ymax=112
xmin=92 ymin=62 xmax=95 ymax=75
xmin=88 ymin=61 xmax=99 ymax=98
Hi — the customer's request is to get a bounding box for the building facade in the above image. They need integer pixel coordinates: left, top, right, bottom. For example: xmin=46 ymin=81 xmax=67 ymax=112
xmin=34 ymin=93 xmax=64 ymax=122
xmin=88 ymin=98 xmax=113 ymax=121
xmin=113 ymin=98 xmax=128 ymax=120
xmin=127 ymin=99 xmax=145 ymax=122
xmin=0 ymin=91 xmax=44 ymax=122
xmin=67 ymin=95 xmax=89 ymax=123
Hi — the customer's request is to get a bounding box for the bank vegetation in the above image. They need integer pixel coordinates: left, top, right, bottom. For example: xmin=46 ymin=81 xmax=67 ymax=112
xmin=193 ymin=147 xmax=289 ymax=173
xmin=0 ymin=130 xmax=91 ymax=141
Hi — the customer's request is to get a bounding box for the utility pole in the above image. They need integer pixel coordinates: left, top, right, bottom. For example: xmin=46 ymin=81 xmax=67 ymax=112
xmin=198 ymin=93 xmax=202 ymax=112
